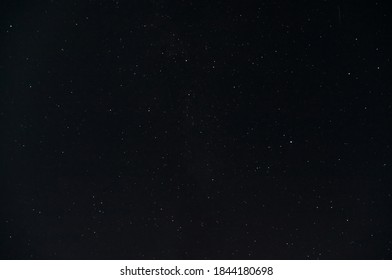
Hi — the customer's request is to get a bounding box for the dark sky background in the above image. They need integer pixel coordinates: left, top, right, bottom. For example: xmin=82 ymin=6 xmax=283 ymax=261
xmin=1 ymin=0 xmax=391 ymax=259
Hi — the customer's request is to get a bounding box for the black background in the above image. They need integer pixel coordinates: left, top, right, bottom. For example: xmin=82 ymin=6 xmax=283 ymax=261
xmin=1 ymin=0 xmax=391 ymax=259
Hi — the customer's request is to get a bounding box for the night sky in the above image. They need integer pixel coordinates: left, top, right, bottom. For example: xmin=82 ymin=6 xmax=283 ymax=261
xmin=1 ymin=0 xmax=392 ymax=259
